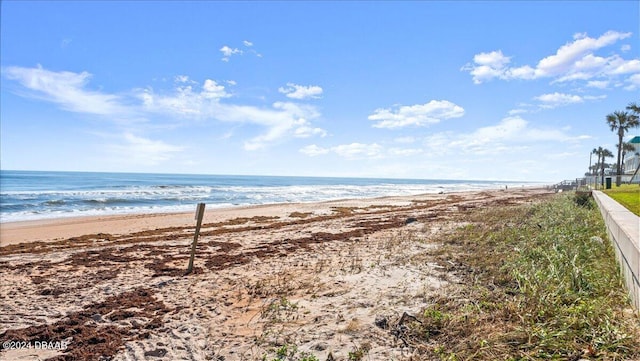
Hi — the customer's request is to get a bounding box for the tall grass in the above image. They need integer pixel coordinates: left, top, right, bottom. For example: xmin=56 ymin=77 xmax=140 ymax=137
xmin=410 ymin=193 xmax=640 ymax=360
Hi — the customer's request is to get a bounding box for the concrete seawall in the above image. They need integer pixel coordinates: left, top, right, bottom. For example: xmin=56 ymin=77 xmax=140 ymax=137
xmin=592 ymin=191 xmax=640 ymax=311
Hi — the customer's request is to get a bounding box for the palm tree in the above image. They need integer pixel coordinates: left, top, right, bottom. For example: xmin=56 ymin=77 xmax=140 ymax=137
xmin=591 ymin=147 xmax=600 ymax=174
xmin=606 ymin=110 xmax=640 ymax=186
xmin=593 ymin=146 xmax=613 ymax=188
xmin=601 ymin=148 xmax=614 ymax=187
xmin=591 ymin=147 xmax=600 ymax=187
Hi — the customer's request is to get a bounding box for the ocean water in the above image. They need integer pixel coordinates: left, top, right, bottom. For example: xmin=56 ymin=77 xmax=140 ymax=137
xmin=0 ymin=170 xmax=538 ymax=223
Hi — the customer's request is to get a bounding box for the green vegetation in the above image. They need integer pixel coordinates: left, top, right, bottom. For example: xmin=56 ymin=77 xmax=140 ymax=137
xmin=604 ymin=184 xmax=640 ymax=216
xmin=261 ymin=296 xmax=299 ymax=322
xmin=407 ymin=193 xmax=640 ymax=360
xmin=346 ymin=343 xmax=370 ymax=361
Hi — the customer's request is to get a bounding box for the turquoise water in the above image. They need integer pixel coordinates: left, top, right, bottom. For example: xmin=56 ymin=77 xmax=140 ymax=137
xmin=0 ymin=170 xmax=535 ymax=222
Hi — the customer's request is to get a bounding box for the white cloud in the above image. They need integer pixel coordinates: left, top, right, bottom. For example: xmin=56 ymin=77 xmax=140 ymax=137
xmin=625 ymin=73 xmax=640 ymax=90
xmin=175 ymin=75 xmax=192 ymax=83
xmin=462 ymin=31 xmax=639 ymax=87
xmin=299 ymin=143 xmax=383 ymax=159
xmin=394 ymin=136 xmax=416 ymax=144
xmin=533 ymin=92 xmax=606 ymax=109
xmin=221 ymin=41 xmax=261 ymax=61
xmin=202 ymin=79 xmax=230 ymax=99
xmin=536 ymin=31 xmax=630 ymax=76
xmin=534 ymin=92 xmax=584 ymax=108
xmin=586 ymin=80 xmax=609 ymax=89
xmin=220 ymin=45 xmax=242 ymax=62
xmin=583 ymin=95 xmax=607 ymax=101
xmin=368 ymin=100 xmax=464 ymax=128
xmin=506 ymin=65 xmax=537 ymax=80
xmin=294 ymin=126 xmax=327 ymax=138
xmin=210 ymin=101 xmax=324 ymax=150
xmin=508 ymin=108 xmax=528 ymax=115
xmin=423 ymin=116 xmax=586 ymax=156
xmin=299 ymin=143 xmax=424 ymax=160
xmin=242 ymin=124 xmax=292 ymax=151
xmin=463 ymin=50 xmax=513 ymax=84
xmin=278 ymin=83 xmax=323 ymax=100
xmin=572 ymin=32 xmax=587 ymax=40
xmin=621 ymin=44 xmax=631 ymax=52
xmin=609 ymin=58 xmax=640 ymax=74
xmin=2 ymin=65 xmax=326 ymax=151
xmin=473 ymin=50 xmax=511 ymax=67
xmin=299 ymin=144 xmax=330 ymax=156
xmin=299 ymin=116 xmax=588 ymax=178
xmin=388 ymin=147 xmax=423 ymax=156
xmin=109 ymin=133 xmax=184 ymax=165
xmin=226 ymin=103 xmax=326 ymax=146
xmin=142 ymin=89 xmax=326 ymax=149
xmin=333 ymin=143 xmax=383 ymax=159
xmin=139 ymin=79 xmax=231 ymax=116
xmin=471 ymin=116 xmax=528 ymax=142
xmin=219 ymin=130 xmax=234 ymax=140
xmin=2 ymin=65 xmax=127 ymax=115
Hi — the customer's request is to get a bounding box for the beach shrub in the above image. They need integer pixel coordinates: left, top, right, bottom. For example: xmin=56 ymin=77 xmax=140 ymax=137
xmin=409 ymin=193 xmax=640 ymax=360
xmin=573 ymin=190 xmax=593 ymax=208
xmin=346 ymin=343 xmax=370 ymax=361
xmin=261 ymin=344 xmax=320 ymax=361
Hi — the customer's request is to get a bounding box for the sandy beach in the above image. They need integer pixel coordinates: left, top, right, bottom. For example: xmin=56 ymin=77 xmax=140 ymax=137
xmin=0 ymin=187 xmax=553 ymax=361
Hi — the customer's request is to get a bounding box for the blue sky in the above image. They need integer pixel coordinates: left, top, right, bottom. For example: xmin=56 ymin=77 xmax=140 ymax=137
xmin=1 ymin=1 xmax=638 ymax=182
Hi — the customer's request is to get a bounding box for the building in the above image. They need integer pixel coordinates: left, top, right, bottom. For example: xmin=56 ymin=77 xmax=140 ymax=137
xmin=623 ymin=136 xmax=640 ymax=181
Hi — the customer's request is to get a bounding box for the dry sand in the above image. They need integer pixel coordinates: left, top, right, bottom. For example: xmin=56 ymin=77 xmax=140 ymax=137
xmin=0 ymin=188 xmax=552 ymax=361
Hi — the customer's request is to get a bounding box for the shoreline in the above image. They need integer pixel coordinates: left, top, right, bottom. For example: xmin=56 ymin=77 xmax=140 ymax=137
xmin=0 ymin=179 xmax=548 ymax=225
xmin=0 ymin=188 xmax=537 ymax=247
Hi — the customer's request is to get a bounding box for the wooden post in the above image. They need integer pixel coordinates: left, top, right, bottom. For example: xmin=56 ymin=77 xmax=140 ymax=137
xmin=187 ymin=202 xmax=206 ymax=274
